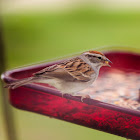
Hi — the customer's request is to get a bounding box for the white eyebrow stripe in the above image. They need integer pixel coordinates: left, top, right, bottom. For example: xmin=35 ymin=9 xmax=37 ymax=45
xmin=87 ymin=53 xmax=103 ymax=57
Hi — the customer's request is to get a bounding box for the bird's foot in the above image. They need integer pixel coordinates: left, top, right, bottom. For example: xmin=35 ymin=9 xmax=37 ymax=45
xmin=62 ymin=93 xmax=90 ymax=102
xmin=81 ymin=94 xmax=91 ymax=102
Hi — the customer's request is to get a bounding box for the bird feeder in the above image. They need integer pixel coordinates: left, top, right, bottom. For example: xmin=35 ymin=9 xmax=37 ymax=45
xmin=2 ymin=49 xmax=140 ymax=140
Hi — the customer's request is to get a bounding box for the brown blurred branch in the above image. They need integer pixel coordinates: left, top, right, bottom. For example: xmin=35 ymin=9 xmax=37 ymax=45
xmin=0 ymin=17 xmax=18 ymax=140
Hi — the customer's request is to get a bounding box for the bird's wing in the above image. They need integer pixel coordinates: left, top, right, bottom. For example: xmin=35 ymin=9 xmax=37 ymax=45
xmin=34 ymin=57 xmax=95 ymax=82
xmin=63 ymin=57 xmax=95 ymax=82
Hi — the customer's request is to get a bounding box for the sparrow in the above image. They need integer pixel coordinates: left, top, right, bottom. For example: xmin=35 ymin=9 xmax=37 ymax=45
xmin=5 ymin=50 xmax=112 ymax=101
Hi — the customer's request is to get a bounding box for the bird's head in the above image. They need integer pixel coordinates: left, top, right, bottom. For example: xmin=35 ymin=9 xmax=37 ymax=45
xmin=82 ymin=50 xmax=112 ymax=69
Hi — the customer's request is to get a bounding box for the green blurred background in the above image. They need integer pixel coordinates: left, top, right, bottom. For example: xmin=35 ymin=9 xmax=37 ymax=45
xmin=1 ymin=0 xmax=140 ymax=140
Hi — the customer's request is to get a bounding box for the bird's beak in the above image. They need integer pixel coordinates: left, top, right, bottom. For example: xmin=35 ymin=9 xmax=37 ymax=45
xmin=104 ymin=58 xmax=112 ymax=67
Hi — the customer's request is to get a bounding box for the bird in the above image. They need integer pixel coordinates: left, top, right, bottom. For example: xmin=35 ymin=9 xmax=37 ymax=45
xmin=5 ymin=50 xmax=112 ymax=101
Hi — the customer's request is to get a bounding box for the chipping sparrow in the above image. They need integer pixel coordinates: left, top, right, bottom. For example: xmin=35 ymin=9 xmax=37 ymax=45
xmin=5 ymin=51 xmax=112 ymax=101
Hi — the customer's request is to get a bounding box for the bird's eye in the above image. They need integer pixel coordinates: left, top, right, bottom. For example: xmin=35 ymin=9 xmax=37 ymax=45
xmin=98 ymin=57 xmax=101 ymax=59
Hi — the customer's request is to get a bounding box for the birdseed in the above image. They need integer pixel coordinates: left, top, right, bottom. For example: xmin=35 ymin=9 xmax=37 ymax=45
xmin=79 ymin=69 xmax=140 ymax=111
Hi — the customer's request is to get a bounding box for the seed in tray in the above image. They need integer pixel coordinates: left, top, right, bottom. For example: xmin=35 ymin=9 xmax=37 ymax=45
xmin=80 ymin=70 xmax=140 ymax=111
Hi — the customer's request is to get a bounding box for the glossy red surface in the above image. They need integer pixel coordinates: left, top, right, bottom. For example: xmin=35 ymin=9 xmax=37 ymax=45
xmin=2 ymin=51 xmax=140 ymax=139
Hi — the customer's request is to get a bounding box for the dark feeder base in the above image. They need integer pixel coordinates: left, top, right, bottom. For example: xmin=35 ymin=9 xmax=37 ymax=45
xmin=2 ymin=51 xmax=140 ymax=140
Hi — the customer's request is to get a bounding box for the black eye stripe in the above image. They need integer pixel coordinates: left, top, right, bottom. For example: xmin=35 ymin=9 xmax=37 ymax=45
xmin=98 ymin=57 xmax=101 ymax=59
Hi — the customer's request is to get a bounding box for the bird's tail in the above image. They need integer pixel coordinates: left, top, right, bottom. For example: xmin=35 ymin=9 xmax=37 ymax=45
xmin=4 ymin=77 xmax=37 ymax=89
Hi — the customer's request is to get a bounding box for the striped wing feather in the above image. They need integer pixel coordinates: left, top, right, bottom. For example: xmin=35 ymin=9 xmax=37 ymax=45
xmin=34 ymin=57 xmax=94 ymax=82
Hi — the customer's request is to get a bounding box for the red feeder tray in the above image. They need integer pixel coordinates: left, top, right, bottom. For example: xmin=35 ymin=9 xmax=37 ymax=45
xmin=2 ymin=51 xmax=140 ymax=140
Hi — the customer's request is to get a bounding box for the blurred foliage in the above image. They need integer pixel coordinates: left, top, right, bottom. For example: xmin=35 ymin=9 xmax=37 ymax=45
xmin=2 ymin=8 xmax=140 ymax=69
xmin=1 ymin=7 xmax=140 ymax=140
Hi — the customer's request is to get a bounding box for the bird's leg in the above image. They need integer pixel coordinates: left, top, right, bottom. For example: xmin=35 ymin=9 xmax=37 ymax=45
xmin=61 ymin=93 xmax=65 ymax=98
